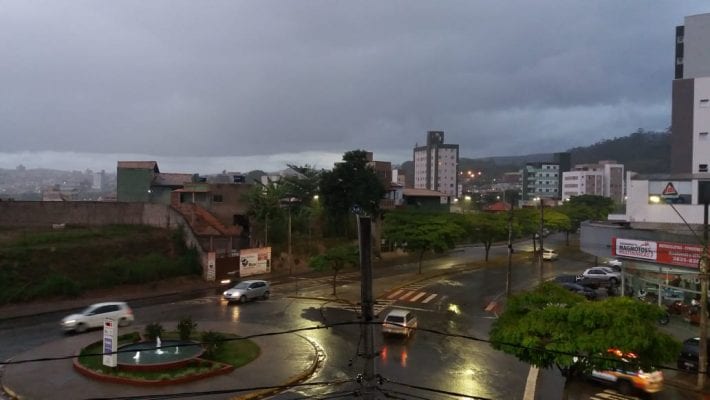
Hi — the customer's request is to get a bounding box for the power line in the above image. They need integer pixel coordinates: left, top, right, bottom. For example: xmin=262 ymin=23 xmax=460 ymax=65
xmin=1 ymin=320 xmax=692 ymax=374
xmin=381 ymin=377 xmax=494 ymax=400
xmin=84 ymin=379 xmax=355 ymax=400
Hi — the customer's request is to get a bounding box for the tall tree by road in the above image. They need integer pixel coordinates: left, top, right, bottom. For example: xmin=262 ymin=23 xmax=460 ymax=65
xmin=490 ymin=282 xmax=680 ymax=378
xmin=309 ymin=244 xmax=358 ymax=295
xmin=461 ymin=213 xmax=516 ymax=261
xmin=559 ymin=195 xmax=615 ymax=245
xmin=319 ymin=150 xmax=386 ymax=237
xmin=244 ymin=179 xmax=286 ymax=246
xmin=383 ymin=212 xmax=464 ymax=274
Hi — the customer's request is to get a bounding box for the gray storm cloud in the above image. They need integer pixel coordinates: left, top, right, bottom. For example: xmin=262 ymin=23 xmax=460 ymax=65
xmin=0 ymin=0 xmax=707 ymax=170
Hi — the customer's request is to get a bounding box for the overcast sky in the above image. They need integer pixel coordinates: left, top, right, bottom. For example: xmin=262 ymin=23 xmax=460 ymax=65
xmin=1 ymin=1 xmax=708 ymax=174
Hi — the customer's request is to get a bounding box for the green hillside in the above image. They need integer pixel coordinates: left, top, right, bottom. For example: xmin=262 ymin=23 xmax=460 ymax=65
xmin=0 ymin=225 xmax=201 ymax=304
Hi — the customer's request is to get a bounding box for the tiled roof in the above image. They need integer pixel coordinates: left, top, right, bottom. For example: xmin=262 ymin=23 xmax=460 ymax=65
xmin=403 ymin=188 xmax=448 ymax=197
xmin=117 ymin=161 xmax=159 ymax=172
xmin=484 ymin=201 xmax=512 ymax=212
xmin=153 ymin=173 xmax=193 ymax=186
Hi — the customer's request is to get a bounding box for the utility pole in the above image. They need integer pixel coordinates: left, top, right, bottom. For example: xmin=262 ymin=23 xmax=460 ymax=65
xmin=699 ymin=199 xmax=708 ymax=389
xmin=357 ymin=215 xmax=376 ymax=399
xmin=506 ymin=193 xmax=514 ymax=297
xmin=538 ymin=198 xmax=545 ymax=283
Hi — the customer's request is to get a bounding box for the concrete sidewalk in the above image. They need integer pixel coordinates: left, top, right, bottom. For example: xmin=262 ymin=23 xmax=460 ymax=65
xmin=2 ymin=321 xmax=319 ymax=400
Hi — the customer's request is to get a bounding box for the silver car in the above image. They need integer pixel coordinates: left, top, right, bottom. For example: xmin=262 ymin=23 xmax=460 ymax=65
xmin=223 ymin=280 xmax=270 ymax=303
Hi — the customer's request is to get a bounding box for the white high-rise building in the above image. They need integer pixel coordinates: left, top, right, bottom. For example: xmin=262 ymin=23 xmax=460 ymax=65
xmin=413 ymin=131 xmax=459 ymax=197
xmin=672 ymin=13 xmax=710 ymax=175
xmin=562 ymin=161 xmax=625 ymax=203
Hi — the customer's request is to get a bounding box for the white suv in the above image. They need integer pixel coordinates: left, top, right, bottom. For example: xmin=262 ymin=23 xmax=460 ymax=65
xmin=61 ymin=301 xmax=134 ymax=333
xmin=382 ymin=309 xmax=418 ymax=337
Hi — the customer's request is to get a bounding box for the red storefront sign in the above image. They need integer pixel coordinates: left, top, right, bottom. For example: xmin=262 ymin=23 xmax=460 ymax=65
xmin=612 ymin=237 xmax=706 ymax=268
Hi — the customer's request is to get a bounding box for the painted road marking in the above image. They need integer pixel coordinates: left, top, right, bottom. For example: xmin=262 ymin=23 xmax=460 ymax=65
xmin=523 ymin=366 xmax=538 ymax=400
xmin=421 ymin=293 xmax=437 ymax=303
xmin=398 ymin=291 xmax=415 ymax=300
xmin=387 ymin=289 xmax=404 ymax=299
xmin=409 ymin=292 xmax=426 ymax=302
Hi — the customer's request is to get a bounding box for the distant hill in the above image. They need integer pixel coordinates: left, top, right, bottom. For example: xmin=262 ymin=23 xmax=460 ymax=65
xmin=567 ymin=129 xmax=670 ymax=173
xmin=398 ymin=129 xmax=671 ymax=182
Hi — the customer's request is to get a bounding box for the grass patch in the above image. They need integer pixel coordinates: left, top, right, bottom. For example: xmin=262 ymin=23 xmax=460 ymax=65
xmin=77 ymin=331 xmax=259 ymax=382
xmin=0 ymin=225 xmax=201 ymax=304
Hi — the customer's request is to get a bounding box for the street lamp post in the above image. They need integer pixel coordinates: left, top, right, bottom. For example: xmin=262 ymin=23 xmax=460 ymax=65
xmin=699 ymin=199 xmax=709 ymax=389
xmin=535 ymin=197 xmax=545 ymax=283
xmin=280 ymin=197 xmax=300 ymax=276
xmin=506 ymin=192 xmax=514 ymax=297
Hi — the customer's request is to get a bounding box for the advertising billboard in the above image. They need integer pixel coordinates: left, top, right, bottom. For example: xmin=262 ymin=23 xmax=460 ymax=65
xmin=239 ymin=247 xmax=271 ymax=277
xmin=612 ymin=237 xmax=705 ymax=268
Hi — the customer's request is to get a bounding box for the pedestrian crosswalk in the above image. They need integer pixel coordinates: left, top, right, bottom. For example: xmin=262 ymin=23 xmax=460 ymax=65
xmin=589 ymin=389 xmax=638 ymax=399
xmin=338 ymin=283 xmax=445 ymax=316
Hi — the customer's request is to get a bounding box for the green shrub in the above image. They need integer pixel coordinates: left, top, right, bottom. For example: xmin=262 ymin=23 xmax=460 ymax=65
xmin=26 ymin=274 xmax=82 ymax=299
xmin=177 ymin=316 xmax=197 ymax=341
xmin=118 ymin=331 xmax=141 ymax=344
xmin=144 ymin=322 xmax=164 ymax=341
xmin=201 ymin=331 xmax=227 ymax=358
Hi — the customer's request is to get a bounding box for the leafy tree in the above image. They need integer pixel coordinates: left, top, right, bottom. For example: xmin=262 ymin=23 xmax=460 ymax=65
xmin=309 ymin=244 xmax=358 ymax=295
xmin=278 ymin=164 xmax=326 ymax=253
xmin=558 ymin=195 xmax=614 ymax=245
xmin=514 ymin=208 xmax=541 ymax=252
xmin=543 ymin=209 xmax=571 ymax=236
xmin=490 ymin=282 xmax=680 ymax=377
xmin=383 ymin=212 xmax=464 ymax=274
xmin=462 ymin=213 xmax=515 ymax=261
xmin=244 ymin=179 xmax=286 ymax=246
xmin=281 ymin=164 xmax=322 ymax=207
xmin=319 ymin=150 xmax=386 ymax=237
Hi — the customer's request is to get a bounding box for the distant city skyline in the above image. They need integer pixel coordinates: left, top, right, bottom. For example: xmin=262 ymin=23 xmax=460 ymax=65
xmin=0 ymin=150 xmax=406 ymax=175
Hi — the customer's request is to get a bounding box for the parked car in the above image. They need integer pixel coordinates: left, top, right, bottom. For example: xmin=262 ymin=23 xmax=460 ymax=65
xmin=542 ymin=248 xmax=559 ymax=261
xmin=559 ymin=282 xmax=598 ymax=300
xmin=677 ymin=337 xmax=710 ymax=372
xmin=580 ymin=267 xmax=621 ymax=285
xmin=382 ymin=308 xmax=418 ymax=337
xmin=61 ymin=301 xmax=134 ymax=333
xmin=223 ymin=280 xmax=271 ymax=303
xmin=553 ymin=275 xmax=601 ymax=291
xmin=588 ymin=348 xmax=664 ymax=395
xmin=604 ymin=259 xmax=623 ymax=271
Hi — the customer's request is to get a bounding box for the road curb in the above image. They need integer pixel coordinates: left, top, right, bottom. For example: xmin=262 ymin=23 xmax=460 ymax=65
xmin=230 ymin=334 xmax=321 ymax=400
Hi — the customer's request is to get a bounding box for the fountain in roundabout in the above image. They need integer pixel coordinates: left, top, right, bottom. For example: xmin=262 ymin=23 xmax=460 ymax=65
xmin=116 ymin=336 xmax=204 ymax=371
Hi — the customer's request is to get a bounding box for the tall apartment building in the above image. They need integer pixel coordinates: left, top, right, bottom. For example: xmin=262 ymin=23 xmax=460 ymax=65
xmin=671 ymin=13 xmax=710 ymax=175
xmin=561 ymin=160 xmax=625 ymax=203
xmin=413 ymin=131 xmax=459 ymax=197
xmin=519 ymin=152 xmax=570 ymax=201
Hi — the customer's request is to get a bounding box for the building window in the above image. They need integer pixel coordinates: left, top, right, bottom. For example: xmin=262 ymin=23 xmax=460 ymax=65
xmin=700 ymin=164 xmax=709 ymax=173
xmin=213 ymin=195 xmax=223 ymax=202
xmin=701 ymin=99 xmax=710 ymax=108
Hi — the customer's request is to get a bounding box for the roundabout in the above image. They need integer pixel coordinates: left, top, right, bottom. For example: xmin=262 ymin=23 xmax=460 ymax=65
xmin=2 ymin=321 xmax=319 ymax=399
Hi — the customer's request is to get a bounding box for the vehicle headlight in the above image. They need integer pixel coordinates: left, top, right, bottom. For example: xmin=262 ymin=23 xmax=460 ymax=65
xmin=63 ymin=319 xmax=76 ymax=325
xmin=223 ymin=291 xmax=230 ymax=296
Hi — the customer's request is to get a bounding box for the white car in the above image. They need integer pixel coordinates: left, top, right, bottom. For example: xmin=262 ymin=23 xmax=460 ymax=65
xmin=382 ymin=309 xmax=418 ymax=337
xmin=61 ymin=301 xmax=134 ymax=333
xmin=223 ymin=280 xmax=271 ymax=303
xmin=542 ymin=249 xmax=559 ymax=261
